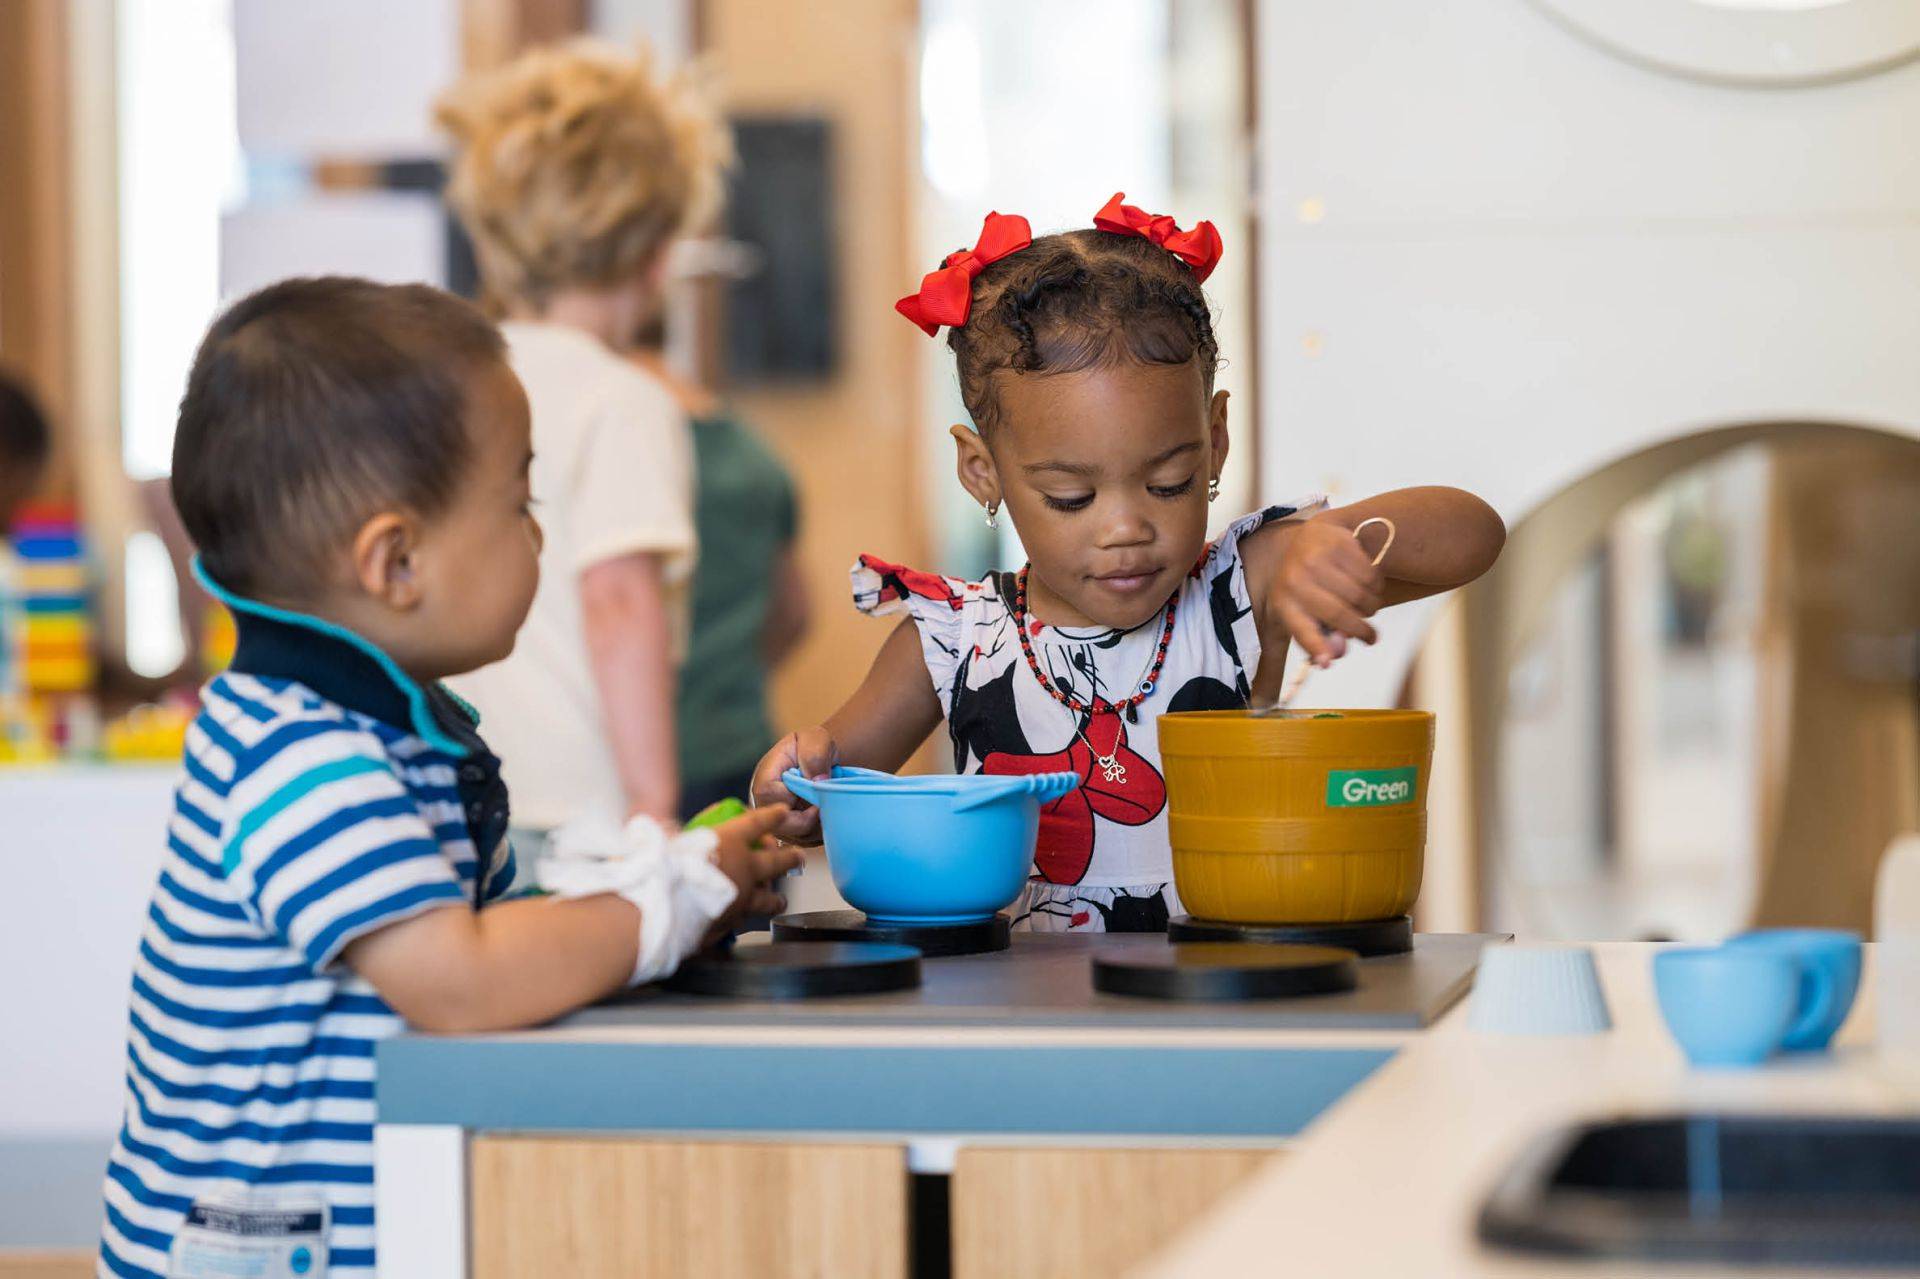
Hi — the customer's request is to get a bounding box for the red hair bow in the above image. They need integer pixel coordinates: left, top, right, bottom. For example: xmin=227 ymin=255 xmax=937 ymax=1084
xmin=895 ymin=211 xmax=1033 ymax=336
xmin=1092 ymin=192 xmax=1223 ymax=284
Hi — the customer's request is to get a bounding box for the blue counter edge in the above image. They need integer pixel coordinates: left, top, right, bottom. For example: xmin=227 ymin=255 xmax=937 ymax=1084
xmin=376 ymin=1041 xmax=1396 ymax=1138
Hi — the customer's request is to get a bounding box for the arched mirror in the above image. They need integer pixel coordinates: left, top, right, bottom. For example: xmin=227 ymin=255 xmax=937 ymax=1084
xmin=1527 ymin=0 xmax=1920 ymax=85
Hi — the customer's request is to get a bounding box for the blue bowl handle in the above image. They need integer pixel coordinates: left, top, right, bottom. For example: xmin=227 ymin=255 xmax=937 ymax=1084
xmin=781 ymin=768 xmax=820 ymax=806
xmin=947 ymin=775 xmax=1029 ymax=813
xmin=1036 ymin=772 xmax=1080 ymax=802
xmin=950 ymin=772 xmax=1080 ymax=812
xmin=1786 ymin=955 xmax=1839 ymax=1049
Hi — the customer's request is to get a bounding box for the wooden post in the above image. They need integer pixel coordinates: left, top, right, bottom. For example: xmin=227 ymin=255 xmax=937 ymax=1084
xmin=460 ymin=0 xmax=587 ymax=72
xmin=0 ymin=0 xmax=78 ymax=501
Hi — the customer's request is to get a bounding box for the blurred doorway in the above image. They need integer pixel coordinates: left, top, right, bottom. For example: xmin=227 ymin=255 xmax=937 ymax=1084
xmin=1450 ymin=424 xmax=1920 ymax=940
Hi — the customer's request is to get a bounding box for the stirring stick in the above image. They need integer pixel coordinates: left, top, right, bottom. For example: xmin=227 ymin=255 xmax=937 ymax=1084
xmin=1264 ymin=516 xmax=1397 ymax=714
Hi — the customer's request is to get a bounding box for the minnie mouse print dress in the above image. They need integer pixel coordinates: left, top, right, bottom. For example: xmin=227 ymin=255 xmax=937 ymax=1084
xmin=851 ymin=500 xmax=1324 ymax=932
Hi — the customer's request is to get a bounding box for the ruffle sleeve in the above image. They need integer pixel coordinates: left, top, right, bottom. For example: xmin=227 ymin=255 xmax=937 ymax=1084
xmin=850 ymin=554 xmax=989 ymax=707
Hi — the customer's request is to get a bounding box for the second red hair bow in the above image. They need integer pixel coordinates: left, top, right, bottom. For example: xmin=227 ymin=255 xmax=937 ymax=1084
xmin=895 ymin=211 xmax=1033 ymax=336
xmin=1092 ymin=192 xmax=1222 ymax=283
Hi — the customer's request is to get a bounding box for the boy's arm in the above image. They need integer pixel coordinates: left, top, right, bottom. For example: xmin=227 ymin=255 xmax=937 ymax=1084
xmin=344 ymin=894 xmax=639 ymax=1032
xmin=579 ymin=551 xmax=680 ymax=823
xmin=345 ymin=806 xmax=796 ymax=1033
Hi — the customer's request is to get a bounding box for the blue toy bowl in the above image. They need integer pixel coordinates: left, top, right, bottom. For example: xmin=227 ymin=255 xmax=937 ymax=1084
xmin=782 ymin=767 xmax=1079 ymax=925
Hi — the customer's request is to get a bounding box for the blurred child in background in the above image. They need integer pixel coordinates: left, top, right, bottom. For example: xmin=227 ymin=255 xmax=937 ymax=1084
xmin=438 ymin=40 xmax=732 ymax=848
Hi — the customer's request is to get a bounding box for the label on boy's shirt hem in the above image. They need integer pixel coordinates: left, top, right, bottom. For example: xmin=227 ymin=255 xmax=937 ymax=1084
xmin=168 ymin=1197 xmax=328 ymax=1278
xmin=1325 ymin=767 xmax=1418 ymax=808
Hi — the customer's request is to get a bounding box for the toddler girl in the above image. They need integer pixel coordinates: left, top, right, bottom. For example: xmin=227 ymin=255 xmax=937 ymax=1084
xmin=752 ymin=195 xmax=1504 ymax=931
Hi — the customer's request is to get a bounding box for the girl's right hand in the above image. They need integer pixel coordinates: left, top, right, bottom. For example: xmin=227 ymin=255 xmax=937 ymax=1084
xmin=750 ymin=726 xmax=840 ymax=846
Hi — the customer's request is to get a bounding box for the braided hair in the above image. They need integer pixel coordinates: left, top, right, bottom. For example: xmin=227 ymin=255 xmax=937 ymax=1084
xmin=947 ymin=228 xmax=1220 ymax=435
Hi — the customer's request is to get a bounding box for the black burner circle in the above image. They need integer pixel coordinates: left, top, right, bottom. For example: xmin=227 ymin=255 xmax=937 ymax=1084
xmin=770 ymin=910 xmax=1012 ymax=958
xmin=664 ymin=941 xmax=921 ymax=999
xmin=1093 ymin=942 xmax=1360 ymax=1002
xmin=1166 ymin=914 xmax=1413 ymax=957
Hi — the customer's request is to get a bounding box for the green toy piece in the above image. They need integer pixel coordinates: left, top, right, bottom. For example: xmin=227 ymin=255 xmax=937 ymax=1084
xmin=686 ymin=797 xmax=749 ymax=831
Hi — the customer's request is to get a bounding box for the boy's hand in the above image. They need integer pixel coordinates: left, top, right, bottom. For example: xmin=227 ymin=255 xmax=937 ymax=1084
xmin=750 ymin=727 xmax=839 ymax=846
xmin=703 ymin=805 xmax=803 ymax=940
xmin=1271 ymin=517 xmax=1385 ymax=668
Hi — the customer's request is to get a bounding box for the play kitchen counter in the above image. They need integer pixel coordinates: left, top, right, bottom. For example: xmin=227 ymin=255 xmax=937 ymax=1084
xmin=372 ymin=930 xmax=1499 ymax=1278
xmin=1142 ymin=943 xmax=1920 ymax=1279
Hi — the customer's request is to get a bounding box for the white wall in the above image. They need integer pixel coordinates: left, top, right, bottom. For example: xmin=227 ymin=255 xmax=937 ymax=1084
xmin=1254 ymin=0 xmax=1920 ymax=707
xmin=0 ymin=770 xmax=174 ymax=1139
xmin=0 ymin=769 xmax=174 ymax=1247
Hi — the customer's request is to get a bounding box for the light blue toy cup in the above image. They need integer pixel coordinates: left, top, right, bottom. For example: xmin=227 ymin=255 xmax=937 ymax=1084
xmin=1654 ymin=947 xmax=1808 ymax=1068
xmin=782 ymin=767 xmax=1079 ymax=926
xmin=1724 ymin=928 xmax=1863 ymax=1051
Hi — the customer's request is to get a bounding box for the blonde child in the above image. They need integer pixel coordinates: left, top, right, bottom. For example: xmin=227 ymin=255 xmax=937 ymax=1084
xmin=437 ymin=40 xmax=733 ymax=836
xmin=752 ymin=197 xmax=1504 ymax=932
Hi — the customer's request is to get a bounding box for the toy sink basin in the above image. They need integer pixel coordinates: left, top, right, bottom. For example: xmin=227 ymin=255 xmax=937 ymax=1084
xmin=782 ymin=767 xmax=1079 ymax=926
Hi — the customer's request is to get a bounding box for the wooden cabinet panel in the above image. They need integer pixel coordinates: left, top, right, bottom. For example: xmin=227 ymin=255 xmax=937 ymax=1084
xmin=470 ymin=1136 xmax=906 ymax=1279
xmin=0 ymin=1255 xmax=95 ymax=1279
xmin=951 ymin=1146 xmax=1279 ymax=1279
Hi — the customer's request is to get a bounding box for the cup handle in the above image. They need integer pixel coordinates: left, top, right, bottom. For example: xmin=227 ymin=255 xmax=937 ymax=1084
xmin=781 ymin=769 xmax=820 ymax=806
xmin=1786 ymin=957 xmax=1838 ymax=1048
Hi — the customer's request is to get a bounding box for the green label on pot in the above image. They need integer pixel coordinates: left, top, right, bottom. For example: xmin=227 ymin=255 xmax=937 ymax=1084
xmin=1326 ymin=767 xmax=1418 ymax=808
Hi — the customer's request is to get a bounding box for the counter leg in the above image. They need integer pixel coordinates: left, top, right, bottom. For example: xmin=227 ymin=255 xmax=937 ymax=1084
xmin=375 ymin=1124 xmax=467 ymax=1279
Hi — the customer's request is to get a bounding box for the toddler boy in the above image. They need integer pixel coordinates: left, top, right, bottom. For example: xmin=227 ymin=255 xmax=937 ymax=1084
xmin=98 ymin=277 xmax=795 ymax=1278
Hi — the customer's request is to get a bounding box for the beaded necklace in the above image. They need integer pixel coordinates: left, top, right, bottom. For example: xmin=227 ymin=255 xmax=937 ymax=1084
xmin=1010 ymin=566 xmax=1179 ymax=754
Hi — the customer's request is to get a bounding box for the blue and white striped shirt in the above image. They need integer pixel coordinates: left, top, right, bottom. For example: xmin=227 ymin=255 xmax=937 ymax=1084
xmin=100 ymin=583 xmax=514 ymax=1279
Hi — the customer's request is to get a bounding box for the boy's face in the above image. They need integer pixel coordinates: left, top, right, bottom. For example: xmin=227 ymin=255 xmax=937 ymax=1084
xmin=405 ymin=360 xmax=543 ymax=677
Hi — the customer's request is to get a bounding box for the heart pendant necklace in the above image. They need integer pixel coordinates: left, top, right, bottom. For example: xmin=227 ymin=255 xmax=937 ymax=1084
xmin=1076 ymin=723 xmax=1127 ymax=785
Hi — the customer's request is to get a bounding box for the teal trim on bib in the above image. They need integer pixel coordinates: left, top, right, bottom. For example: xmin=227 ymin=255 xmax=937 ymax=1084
xmin=192 ymin=557 xmax=473 ymax=759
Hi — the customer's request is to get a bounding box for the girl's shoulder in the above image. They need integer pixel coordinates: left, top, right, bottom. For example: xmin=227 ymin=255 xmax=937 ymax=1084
xmin=850 ymin=554 xmax=1013 ymax=705
xmin=850 ymin=555 xmax=1008 ymax=628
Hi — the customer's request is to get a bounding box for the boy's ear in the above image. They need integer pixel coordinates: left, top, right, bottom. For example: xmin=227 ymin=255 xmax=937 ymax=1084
xmin=950 ymin=423 xmax=1001 ymax=510
xmin=350 ymin=512 xmax=424 ymax=611
xmin=1207 ymin=389 xmax=1231 ymax=484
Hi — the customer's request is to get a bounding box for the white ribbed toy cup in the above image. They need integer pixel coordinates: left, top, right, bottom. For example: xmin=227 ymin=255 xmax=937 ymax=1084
xmin=1467 ymin=945 xmax=1613 ymax=1035
xmin=1876 ymin=836 xmax=1920 ymax=1068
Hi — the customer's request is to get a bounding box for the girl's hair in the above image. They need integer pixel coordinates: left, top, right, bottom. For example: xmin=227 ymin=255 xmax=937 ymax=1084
xmin=949 ymin=228 xmax=1220 ymax=434
xmin=436 ymin=40 xmax=733 ymax=312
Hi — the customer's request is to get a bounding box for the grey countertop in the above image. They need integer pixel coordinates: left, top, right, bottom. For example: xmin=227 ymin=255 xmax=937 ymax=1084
xmin=569 ymin=931 xmax=1503 ymax=1032
xmin=378 ymin=933 xmax=1505 ymax=1137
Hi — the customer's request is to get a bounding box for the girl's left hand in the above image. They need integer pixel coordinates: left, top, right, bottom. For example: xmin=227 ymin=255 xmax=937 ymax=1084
xmin=1270 ymin=518 xmax=1385 ymax=667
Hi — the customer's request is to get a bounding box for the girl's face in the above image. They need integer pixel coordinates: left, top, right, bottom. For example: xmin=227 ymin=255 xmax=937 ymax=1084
xmin=955 ymin=359 xmax=1228 ymax=631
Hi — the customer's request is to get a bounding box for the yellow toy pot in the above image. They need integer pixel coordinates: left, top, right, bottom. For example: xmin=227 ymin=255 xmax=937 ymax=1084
xmin=1159 ymin=709 xmax=1434 ymax=924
